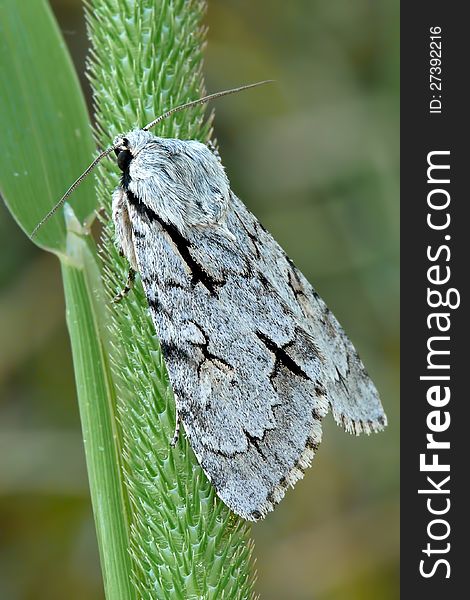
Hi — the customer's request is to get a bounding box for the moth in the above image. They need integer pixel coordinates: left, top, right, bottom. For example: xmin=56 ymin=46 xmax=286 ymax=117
xmin=34 ymin=82 xmax=387 ymax=521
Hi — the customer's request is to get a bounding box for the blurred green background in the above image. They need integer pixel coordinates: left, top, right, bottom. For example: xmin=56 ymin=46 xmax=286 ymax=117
xmin=0 ymin=0 xmax=399 ymax=599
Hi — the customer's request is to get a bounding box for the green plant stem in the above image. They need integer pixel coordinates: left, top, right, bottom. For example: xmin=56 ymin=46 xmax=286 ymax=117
xmin=86 ymin=0 xmax=256 ymax=598
xmin=61 ymin=214 xmax=135 ymax=600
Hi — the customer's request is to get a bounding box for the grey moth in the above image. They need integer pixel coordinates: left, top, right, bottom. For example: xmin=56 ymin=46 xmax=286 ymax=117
xmin=35 ymin=83 xmax=387 ymax=521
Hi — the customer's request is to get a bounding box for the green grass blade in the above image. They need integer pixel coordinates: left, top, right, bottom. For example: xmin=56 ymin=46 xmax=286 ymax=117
xmin=61 ymin=208 xmax=135 ymax=600
xmin=1 ymin=3 xmax=136 ymax=597
xmin=0 ymin=0 xmax=96 ymax=252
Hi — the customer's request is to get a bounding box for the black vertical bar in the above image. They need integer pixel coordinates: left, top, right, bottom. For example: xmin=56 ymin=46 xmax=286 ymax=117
xmin=401 ymin=2 xmax=466 ymax=597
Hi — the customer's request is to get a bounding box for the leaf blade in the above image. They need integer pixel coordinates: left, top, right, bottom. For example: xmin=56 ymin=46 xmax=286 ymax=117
xmin=60 ymin=221 xmax=135 ymax=600
xmin=0 ymin=0 xmax=96 ymax=251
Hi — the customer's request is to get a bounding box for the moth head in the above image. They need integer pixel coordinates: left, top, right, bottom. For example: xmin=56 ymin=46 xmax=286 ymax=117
xmin=113 ymin=137 xmax=133 ymax=172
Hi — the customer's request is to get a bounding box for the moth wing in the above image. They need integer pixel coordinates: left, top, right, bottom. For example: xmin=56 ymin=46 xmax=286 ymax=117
xmin=230 ymin=193 xmax=387 ymax=435
xmin=126 ymin=188 xmax=334 ymax=520
xmin=126 ymin=184 xmax=386 ymax=521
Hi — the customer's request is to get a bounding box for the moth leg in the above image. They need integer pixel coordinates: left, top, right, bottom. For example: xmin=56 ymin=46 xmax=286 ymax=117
xmin=112 ymin=187 xmax=138 ymax=270
xmin=170 ymin=395 xmax=181 ymax=447
xmin=94 ymin=205 xmax=107 ymax=219
xmin=112 ymin=268 xmax=136 ymax=303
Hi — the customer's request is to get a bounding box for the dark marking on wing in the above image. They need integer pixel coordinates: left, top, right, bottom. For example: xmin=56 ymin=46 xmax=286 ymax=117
xmin=285 ymin=256 xmax=320 ymax=304
xmin=255 ymin=331 xmax=309 ymax=381
xmin=243 ymin=430 xmax=268 ymax=461
xmin=160 ymin=340 xmax=191 ymax=362
xmin=126 ymin=189 xmax=223 ymax=295
xmin=233 ymin=205 xmax=262 ymax=259
xmin=189 ymin=321 xmax=233 ymax=375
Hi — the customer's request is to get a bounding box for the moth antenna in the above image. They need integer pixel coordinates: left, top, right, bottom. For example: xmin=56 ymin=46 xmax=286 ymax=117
xmin=31 ymin=81 xmax=273 ymax=238
xmin=30 ymin=145 xmax=114 ymax=239
xmin=142 ymin=80 xmax=274 ymax=132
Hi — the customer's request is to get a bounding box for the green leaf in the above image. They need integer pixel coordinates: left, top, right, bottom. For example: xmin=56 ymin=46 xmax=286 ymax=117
xmin=0 ymin=0 xmax=96 ymax=252
xmin=61 ymin=207 xmax=135 ymax=600
xmin=1 ymin=2 xmax=135 ymax=598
